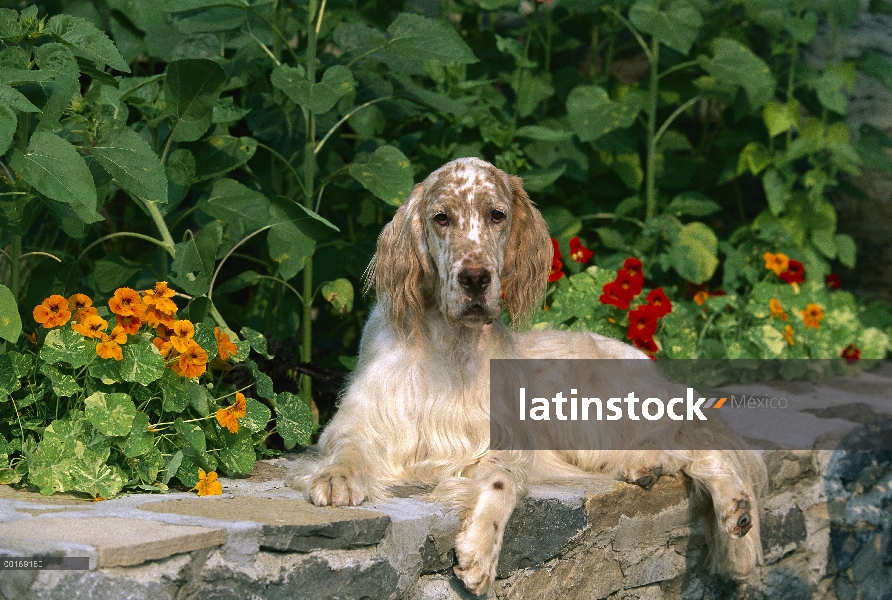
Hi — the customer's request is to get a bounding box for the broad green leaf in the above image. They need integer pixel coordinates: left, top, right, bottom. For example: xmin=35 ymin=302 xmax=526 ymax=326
xmin=612 ymin=152 xmax=643 ymax=190
xmin=40 ymin=328 xmax=87 ymax=368
xmin=0 ymin=283 xmax=21 ymax=343
xmin=85 ymin=391 xmax=136 ymax=437
xmin=824 ymin=0 xmax=859 ymax=27
xmin=212 ymin=96 xmax=251 ymax=123
xmin=193 ymin=322 xmax=218 ymax=360
xmin=165 ymin=148 xmax=195 ymax=209
xmin=39 ymin=363 xmax=82 ymax=397
xmin=514 ymin=71 xmax=554 ymax=118
xmin=241 ymin=326 xmax=272 ymax=359
xmin=737 ymin=142 xmax=771 ymax=176
xmin=385 ymin=13 xmax=478 ymax=64
xmin=70 ymin=461 xmax=124 ymax=498
xmin=668 ymin=221 xmax=719 ymax=284
xmin=47 ymin=14 xmax=130 ymax=72
xmin=629 ymin=0 xmax=703 ymax=55
xmin=855 ymin=124 xmax=892 ymax=175
xmin=165 ymin=0 xmax=252 ymax=12
xmin=267 ymin=198 xmax=316 ymax=280
xmin=170 ymin=220 xmax=223 ymax=295
xmin=245 ymin=358 xmax=275 ymax=400
xmin=162 ymin=450 xmax=183 ymax=484
xmin=162 ymin=371 xmax=191 ymax=412
xmin=321 ymin=279 xmax=354 ymax=315
xmin=7 ymin=351 xmax=31 ymax=378
xmin=763 ymin=101 xmax=799 ymax=138
xmin=566 ymin=85 xmax=639 ymax=142
xmin=120 ymin=340 xmax=166 ymax=385
xmin=191 ymin=135 xmax=257 ymax=182
xmin=165 ymin=58 xmax=227 ymax=142
xmin=242 ymin=398 xmax=271 ymax=434
xmin=88 ymin=349 xmax=121 ymax=383
xmin=0 ymin=354 xmax=19 ymax=396
xmin=763 ymin=169 xmax=790 ymax=215
xmin=271 ymin=64 xmax=355 ymax=114
xmin=836 ymin=233 xmax=856 ymax=268
xmin=275 ymin=391 xmax=313 ymax=446
xmin=91 ymin=120 xmax=168 ymax=204
xmin=521 ymin=165 xmax=566 ymax=192
xmin=858 ymin=51 xmax=892 ymax=92
xmin=0 ymin=83 xmax=38 ymax=112
xmin=348 ymin=145 xmax=414 ymax=207
xmin=665 ymin=192 xmax=721 ymax=217
xmin=122 ymin=412 xmax=153 ymax=458
xmin=811 ymin=230 xmax=837 ymax=259
xmin=187 ymin=381 xmax=211 ymax=416
xmin=219 ymin=430 xmax=255 ymax=475
xmin=391 ymin=73 xmax=469 ymax=116
xmin=175 ymin=417 xmax=207 ymax=453
xmin=515 ymin=126 xmax=573 ymax=142
xmin=596 ymin=227 xmax=627 ymax=250
xmin=198 ymin=178 xmax=270 ymax=232
xmin=91 ymin=256 xmax=143 ymax=293
xmin=815 ymin=71 xmax=847 ymax=115
xmin=0 ymin=105 xmax=14 ymax=156
xmin=0 ymin=8 xmax=23 ymax=40
xmin=33 ymin=43 xmax=80 ymax=131
xmin=138 ymin=446 xmax=166 ymax=483
xmin=9 ymin=132 xmax=100 ymax=223
xmin=702 ymin=38 xmax=775 ymax=110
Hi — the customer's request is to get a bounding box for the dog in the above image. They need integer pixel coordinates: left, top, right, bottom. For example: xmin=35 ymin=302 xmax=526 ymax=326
xmin=306 ymin=157 xmax=765 ymax=595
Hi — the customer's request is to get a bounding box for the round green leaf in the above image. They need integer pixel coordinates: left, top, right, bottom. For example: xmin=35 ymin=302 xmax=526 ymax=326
xmin=85 ymin=391 xmax=137 ymax=437
xmin=348 ymin=145 xmax=414 ymax=207
xmin=275 ymin=391 xmax=313 ymax=446
xmin=0 ymin=283 xmax=21 ymax=344
xmin=121 ymin=340 xmax=166 ymax=385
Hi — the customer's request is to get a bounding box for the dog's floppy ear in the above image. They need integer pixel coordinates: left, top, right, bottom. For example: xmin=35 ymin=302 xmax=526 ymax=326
xmin=502 ymin=175 xmax=551 ymax=326
xmin=367 ymin=183 xmax=430 ymax=336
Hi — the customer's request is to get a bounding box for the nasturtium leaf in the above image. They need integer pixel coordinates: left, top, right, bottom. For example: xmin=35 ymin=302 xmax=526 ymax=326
xmin=667 ymin=221 xmax=719 ymax=284
xmin=242 ymin=398 xmax=271 ymax=435
xmin=122 ymin=412 xmax=153 ymax=458
xmin=275 ymin=391 xmax=313 ymax=446
xmin=39 ymin=363 xmax=82 ymax=397
xmin=521 ymin=165 xmax=566 ymax=193
xmin=40 ymin=328 xmax=87 ymax=368
xmin=0 ymin=354 xmax=19 ymax=397
xmin=384 ymin=13 xmax=478 ymax=64
xmin=701 ymin=38 xmax=775 ymax=110
xmin=566 ymin=86 xmax=639 ymax=142
xmin=348 ymin=145 xmax=414 ymax=207
xmin=271 ymin=64 xmax=355 ymax=114
xmin=8 ymin=351 xmax=31 ymax=378
xmin=46 ymin=14 xmax=130 ymax=72
xmin=219 ymin=430 xmax=255 ymax=475
xmin=9 ymin=132 xmax=100 ymax=223
xmin=162 ymin=371 xmax=191 ymax=413
xmin=175 ymin=417 xmax=207 ymax=453
xmin=245 ymin=358 xmax=275 ymax=400
xmin=629 ymin=0 xmax=703 ymax=55
xmin=85 ymin=391 xmax=136 ymax=437
xmin=165 ymin=58 xmax=227 ymax=142
xmin=187 ymin=380 xmax=211 ymax=416
xmin=173 ymin=448 xmax=215 ymax=488
xmin=322 ymin=279 xmax=354 ymax=315
xmin=836 ymin=233 xmax=856 ymax=268
xmin=91 ymin=120 xmax=168 ymax=204
xmin=71 ymin=461 xmax=124 ymax=498
xmin=162 ymin=450 xmax=183 ymax=485
xmin=240 ymin=327 xmax=272 ymax=359
xmin=120 ymin=340 xmax=166 ymax=385
xmin=193 ymin=322 xmax=218 ymax=360
xmin=88 ymin=349 xmax=121 ymax=383
xmin=0 ymin=283 xmax=21 ymax=344
xmin=138 ymin=446 xmax=166 ymax=483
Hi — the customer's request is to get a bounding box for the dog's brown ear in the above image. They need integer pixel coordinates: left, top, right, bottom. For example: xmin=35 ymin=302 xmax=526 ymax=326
xmin=367 ymin=183 xmax=430 ymax=336
xmin=502 ymin=175 xmax=551 ymax=326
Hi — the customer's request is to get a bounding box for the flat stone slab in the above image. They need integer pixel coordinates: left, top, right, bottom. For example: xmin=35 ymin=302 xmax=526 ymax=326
xmin=140 ymin=496 xmax=391 ymax=552
xmin=0 ymin=516 xmax=225 ymax=567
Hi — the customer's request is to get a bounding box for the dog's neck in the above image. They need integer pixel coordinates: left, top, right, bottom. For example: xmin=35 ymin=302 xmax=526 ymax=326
xmin=418 ymin=310 xmax=513 ymax=372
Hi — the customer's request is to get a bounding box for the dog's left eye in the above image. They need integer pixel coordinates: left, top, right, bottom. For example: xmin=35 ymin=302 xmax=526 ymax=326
xmin=491 ymin=209 xmax=506 ymax=223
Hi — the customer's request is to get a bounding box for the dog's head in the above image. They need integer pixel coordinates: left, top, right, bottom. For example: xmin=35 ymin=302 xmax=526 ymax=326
xmin=369 ymin=157 xmax=552 ymax=335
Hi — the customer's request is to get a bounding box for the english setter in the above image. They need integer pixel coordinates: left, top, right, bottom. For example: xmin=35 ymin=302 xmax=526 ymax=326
xmin=307 ymin=157 xmax=765 ymax=595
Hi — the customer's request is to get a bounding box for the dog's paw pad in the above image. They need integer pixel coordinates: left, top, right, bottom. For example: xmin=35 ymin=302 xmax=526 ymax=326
xmin=722 ymin=495 xmax=754 ymax=538
xmin=635 ymin=475 xmax=654 ymax=489
xmin=309 ymin=467 xmax=367 ymax=507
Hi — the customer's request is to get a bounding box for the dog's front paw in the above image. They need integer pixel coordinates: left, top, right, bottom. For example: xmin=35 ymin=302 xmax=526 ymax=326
xmin=309 ymin=465 xmax=367 ymax=507
xmin=453 ymin=521 xmax=502 ymax=596
xmin=720 ymin=495 xmax=754 ymax=538
xmin=623 ymin=465 xmax=663 ymax=490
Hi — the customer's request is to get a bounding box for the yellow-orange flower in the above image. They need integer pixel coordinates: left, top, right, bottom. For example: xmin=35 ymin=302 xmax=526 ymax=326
xmin=115 ymin=313 xmax=143 ymax=335
xmin=142 ymin=281 xmax=177 ymax=315
xmin=693 ymin=290 xmax=709 ymax=306
xmin=106 ymin=324 xmax=127 ymax=345
xmin=143 ymin=305 xmax=176 ymax=329
xmin=67 ymin=293 xmax=92 ymax=314
xmin=801 ymin=304 xmax=823 ymax=329
xmin=215 ymin=327 xmax=238 ymax=361
xmin=769 ymin=298 xmax=788 ymax=321
xmin=96 ymin=327 xmax=125 ymax=361
xmin=153 ymin=337 xmax=174 ymax=360
xmin=33 ymin=295 xmax=71 ymax=328
xmin=195 ymin=469 xmax=222 ymax=496
xmin=783 ymin=325 xmax=795 ymax=346
xmin=108 ymin=287 xmax=144 ymax=317
xmin=763 ymin=252 xmax=790 ymax=276
xmin=170 ymin=320 xmax=195 ymax=353
xmin=74 ymin=306 xmax=98 ymax=323
xmin=215 ymin=392 xmax=247 ymax=433
xmin=173 ymin=340 xmax=207 ymax=378
xmin=72 ymin=314 xmax=108 ymax=339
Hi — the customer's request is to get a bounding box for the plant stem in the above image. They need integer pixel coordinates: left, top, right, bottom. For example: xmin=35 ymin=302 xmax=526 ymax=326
xmin=314 ymin=97 xmax=392 ymax=154
xmin=208 ymin=226 xmax=272 ymax=301
xmin=136 ymin=195 xmax=177 ymax=254
xmin=645 ymin=36 xmax=660 ymax=219
xmin=785 ymin=44 xmax=798 ymax=150
xmin=78 ymin=232 xmax=173 ymax=260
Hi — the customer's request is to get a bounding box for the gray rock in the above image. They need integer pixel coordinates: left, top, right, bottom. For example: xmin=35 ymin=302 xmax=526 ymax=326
xmin=497 ymin=495 xmax=587 ymax=576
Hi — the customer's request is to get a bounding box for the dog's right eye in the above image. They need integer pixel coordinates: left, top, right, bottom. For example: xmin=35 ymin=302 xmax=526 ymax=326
xmin=433 ymin=213 xmax=449 ymax=226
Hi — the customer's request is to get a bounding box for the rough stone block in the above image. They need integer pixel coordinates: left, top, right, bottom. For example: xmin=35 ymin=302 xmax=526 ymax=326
xmin=140 ymin=497 xmax=390 ymax=552
xmin=0 ymin=517 xmax=224 ymax=568
xmin=761 ymin=506 xmax=807 ymax=561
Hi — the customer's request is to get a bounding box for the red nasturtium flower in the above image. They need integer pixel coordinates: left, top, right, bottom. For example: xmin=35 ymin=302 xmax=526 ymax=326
xmin=569 ymin=236 xmax=594 ymax=264
xmin=633 ymin=337 xmax=659 ymax=354
xmin=33 ymin=295 xmax=71 ymax=328
xmin=841 ymin=344 xmax=861 ymax=361
xmin=599 ymin=281 xmax=632 ymax=310
xmin=195 ymin=469 xmax=222 ymax=496
xmin=779 ymin=260 xmax=805 ymax=284
xmin=826 ymin=273 xmax=842 ymax=290
xmin=628 ymin=305 xmax=659 ymax=342
xmin=645 ymin=288 xmax=672 ymax=317
xmin=622 ymin=258 xmax=644 ymax=294
xmin=216 ymin=391 xmax=247 ymax=434
xmin=548 ymin=238 xmax=565 ymax=283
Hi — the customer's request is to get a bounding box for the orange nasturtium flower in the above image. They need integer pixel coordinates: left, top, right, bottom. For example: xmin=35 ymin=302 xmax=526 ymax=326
xmin=108 ymin=287 xmax=144 ymax=318
xmin=33 ymin=295 xmax=72 ymax=328
xmin=96 ymin=325 xmax=127 ymax=361
xmin=173 ymin=340 xmax=208 ymax=378
xmin=763 ymin=252 xmax=790 ymax=277
xmin=71 ymin=314 xmax=109 ymax=339
xmin=801 ymin=304 xmax=823 ymax=329
xmin=215 ymin=327 xmax=238 ymax=361
xmin=195 ymin=469 xmax=222 ymax=496
xmin=115 ymin=313 xmax=142 ymax=335
xmin=784 ymin=325 xmax=795 ymax=346
xmin=216 ymin=392 xmax=247 ymax=434
xmin=68 ymin=293 xmax=92 ymax=314
xmin=142 ymin=281 xmax=178 ymax=314
xmin=74 ymin=306 xmax=99 ymax=323
xmin=769 ymin=298 xmax=788 ymax=322
xmin=693 ymin=290 xmax=709 ymax=306
xmin=170 ymin=320 xmax=196 ymax=353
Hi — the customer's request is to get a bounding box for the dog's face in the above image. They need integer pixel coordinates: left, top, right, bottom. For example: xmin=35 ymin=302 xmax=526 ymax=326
xmin=372 ymin=158 xmax=553 ymax=335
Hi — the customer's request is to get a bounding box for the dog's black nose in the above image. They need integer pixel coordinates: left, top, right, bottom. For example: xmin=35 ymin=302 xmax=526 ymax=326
xmin=458 ymin=267 xmax=491 ymax=295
